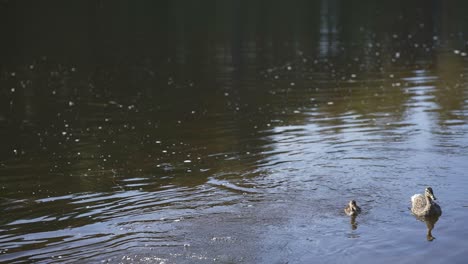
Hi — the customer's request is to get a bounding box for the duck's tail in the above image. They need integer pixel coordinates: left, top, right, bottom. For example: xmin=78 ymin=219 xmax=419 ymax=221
xmin=411 ymin=194 xmax=421 ymax=204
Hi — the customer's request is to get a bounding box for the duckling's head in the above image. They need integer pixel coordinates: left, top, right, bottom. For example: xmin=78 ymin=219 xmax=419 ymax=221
xmin=349 ymin=200 xmax=358 ymax=210
xmin=425 ymin=187 xmax=437 ymax=201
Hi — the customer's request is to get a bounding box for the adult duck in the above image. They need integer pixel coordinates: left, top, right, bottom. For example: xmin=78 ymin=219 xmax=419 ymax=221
xmin=411 ymin=187 xmax=442 ymax=217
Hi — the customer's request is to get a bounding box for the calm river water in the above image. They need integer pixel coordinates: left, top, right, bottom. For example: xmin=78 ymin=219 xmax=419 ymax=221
xmin=1 ymin=1 xmax=468 ymax=263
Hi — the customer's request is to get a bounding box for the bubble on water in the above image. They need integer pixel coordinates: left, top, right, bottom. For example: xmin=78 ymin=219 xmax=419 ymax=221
xmin=351 ymin=74 xmax=357 ymax=78
xmin=224 ymin=92 xmax=229 ymax=96
xmin=389 ymin=74 xmax=394 ymax=78
xmin=293 ymin=110 xmax=300 ymax=114
xmin=433 ymin=36 xmax=438 ymax=40
xmin=71 ymin=67 xmax=76 ymax=72
xmin=10 ymin=88 xmax=15 ymax=93
xmin=184 ymin=160 xmax=191 ymax=163
xmin=10 ymin=72 xmax=16 ymax=77
xmin=62 ymin=131 xmax=67 ymax=136
xmin=454 ymin=50 xmax=460 ymax=54
xmin=392 ymin=34 xmax=398 ymax=39
xmin=286 ymin=65 xmax=292 ymax=71
xmin=290 ymin=82 xmax=295 ymax=86
xmin=327 ymin=101 xmax=334 ymax=105
xmin=461 ymin=52 xmax=467 ymax=57
xmin=395 ymin=52 xmax=400 ymax=58
xmin=68 ymin=101 xmax=74 ymax=107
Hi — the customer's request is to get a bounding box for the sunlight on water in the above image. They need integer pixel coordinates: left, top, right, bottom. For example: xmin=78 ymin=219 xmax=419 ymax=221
xmin=1 ymin=1 xmax=468 ymax=263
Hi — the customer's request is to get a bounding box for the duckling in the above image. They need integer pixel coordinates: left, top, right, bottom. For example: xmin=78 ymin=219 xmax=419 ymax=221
xmin=344 ymin=200 xmax=361 ymax=216
xmin=411 ymin=187 xmax=442 ymax=217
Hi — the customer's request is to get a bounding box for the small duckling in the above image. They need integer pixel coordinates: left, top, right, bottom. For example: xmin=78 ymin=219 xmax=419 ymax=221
xmin=344 ymin=200 xmax=361 ymax=216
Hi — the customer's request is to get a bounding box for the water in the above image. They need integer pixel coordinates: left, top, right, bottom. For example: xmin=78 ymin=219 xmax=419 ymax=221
xmin=1 ymin=1 xmax=468 ymax=263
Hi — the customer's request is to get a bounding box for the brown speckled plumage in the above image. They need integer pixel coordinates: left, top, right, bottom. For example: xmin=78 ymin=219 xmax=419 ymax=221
xmin=344 ymin=200 xmax=361 ymax=216
xmin=411 ymin=187 xmax=442 ymax=217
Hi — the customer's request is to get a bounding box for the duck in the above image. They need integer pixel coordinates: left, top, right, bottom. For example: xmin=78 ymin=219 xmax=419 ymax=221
xmin=344 ymin=200 xmax=361 ymax=216
xmin=411 ymin=187 xmax=442 ymax=217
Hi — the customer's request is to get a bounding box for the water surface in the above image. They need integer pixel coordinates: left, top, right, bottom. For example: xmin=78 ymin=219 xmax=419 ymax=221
xmin=1 ymin=1 xmax=468 ymax=263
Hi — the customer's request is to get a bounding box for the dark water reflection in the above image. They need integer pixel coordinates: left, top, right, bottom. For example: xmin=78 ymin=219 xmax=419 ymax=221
xmin=418 ymin=215 xmax=440 ymax=242
xmin=1 ymin=1 xmax=468 ymax=263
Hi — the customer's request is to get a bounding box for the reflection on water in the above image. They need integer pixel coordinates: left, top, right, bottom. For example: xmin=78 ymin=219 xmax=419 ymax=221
xmin=419 ymin=215 xmax=440 ymax=241
xmin=1 ymin=0 xmax=468 ymax=263
xmin=350 ymin=215 xmax=358 ymax=231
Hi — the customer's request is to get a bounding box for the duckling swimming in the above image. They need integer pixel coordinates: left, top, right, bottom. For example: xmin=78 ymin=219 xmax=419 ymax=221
xmin=344 ymin=200 xmax=361 ymax=216
xmin=411 ymin=187 xmax=442 ymax=217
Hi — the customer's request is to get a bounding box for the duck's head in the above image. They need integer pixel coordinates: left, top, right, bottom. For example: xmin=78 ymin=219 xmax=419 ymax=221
xmin=425 ymin=187 xmax=437 ymax=201
xmin=349 ymin=200 xmax=358 ymax=211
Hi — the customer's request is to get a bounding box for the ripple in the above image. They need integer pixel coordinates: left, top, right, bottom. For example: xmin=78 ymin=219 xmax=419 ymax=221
xmin=207 ymin=178 xmax=260 ymax=194
xmin=2 ymin=9 xmax=468 ymax=263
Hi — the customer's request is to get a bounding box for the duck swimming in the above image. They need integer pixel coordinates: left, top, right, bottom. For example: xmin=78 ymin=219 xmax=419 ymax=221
xmin=411 ymin=187 xmax=442 ymax=217
xmin=344 ymin=200 xmax=361 ymax=216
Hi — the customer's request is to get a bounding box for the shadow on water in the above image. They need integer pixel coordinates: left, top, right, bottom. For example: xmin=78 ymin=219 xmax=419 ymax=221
xmin=1 ymin=0 xmax=468 ymax=263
